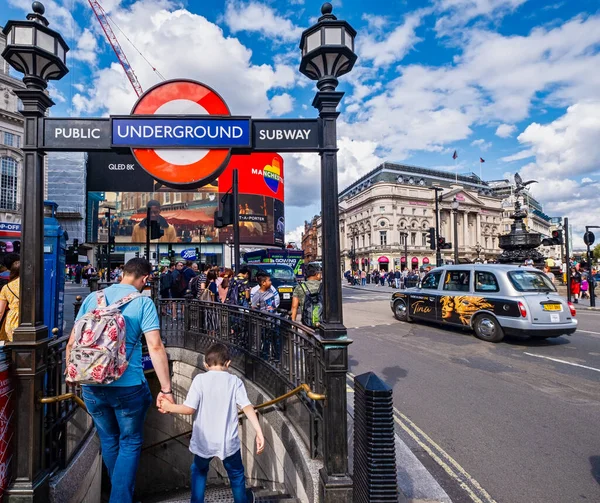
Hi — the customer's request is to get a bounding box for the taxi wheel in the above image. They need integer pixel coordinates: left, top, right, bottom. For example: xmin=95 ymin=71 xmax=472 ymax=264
xmin=393 ymin=299 xmax=412 ymax=323
xmin=472 ymin=314 xmax=504 ymax=343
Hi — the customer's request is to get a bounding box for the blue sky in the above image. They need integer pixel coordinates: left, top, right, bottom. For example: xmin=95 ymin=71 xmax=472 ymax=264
xmin=3 ymin=0 xmax=600 ymax=246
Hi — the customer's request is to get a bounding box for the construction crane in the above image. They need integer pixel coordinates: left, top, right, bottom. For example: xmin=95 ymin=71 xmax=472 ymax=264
xmin=88 ymin=0 xmax=165 ymax=97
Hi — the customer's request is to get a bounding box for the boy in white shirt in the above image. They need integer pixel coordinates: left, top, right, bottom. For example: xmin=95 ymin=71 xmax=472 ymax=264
xmin=159 ymin=343 xmax=264 ymax=503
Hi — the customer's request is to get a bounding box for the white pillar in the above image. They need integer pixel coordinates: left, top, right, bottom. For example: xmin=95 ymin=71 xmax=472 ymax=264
xmin=476 ymin=213 xmax=481 ymax=246
xmin=463 ymin=212 xmax=469 ymax=247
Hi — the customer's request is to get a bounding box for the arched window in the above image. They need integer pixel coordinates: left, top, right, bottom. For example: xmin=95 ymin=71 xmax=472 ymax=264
xmin=0 ymin=157 xmax=18 ymax=211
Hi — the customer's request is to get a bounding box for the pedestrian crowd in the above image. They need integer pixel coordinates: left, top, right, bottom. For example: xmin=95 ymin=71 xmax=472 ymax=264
xmin=344 ymin=267 xmax=424 ymax=289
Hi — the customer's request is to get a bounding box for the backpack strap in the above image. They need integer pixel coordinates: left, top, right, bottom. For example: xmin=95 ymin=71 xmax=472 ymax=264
xmin=106 ymin=292 xmax=143 ymax=310
xmin=96 ymin=290 xmax=107 ymax=308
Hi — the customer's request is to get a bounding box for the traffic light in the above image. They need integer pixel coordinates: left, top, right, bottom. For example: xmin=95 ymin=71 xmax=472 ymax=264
xmin=73 ymin=239 xmax=79 ymax=249
xmin=427 ymin=227 xmax=436 ymax=250
xmin=109 ymin=236 xmax=116 ymax=253
xmin=214 ymin=191 xmax=234 ymax=228
xmin=149 ymin=220 xmax=164 ymax=240
xmin=135 ymin=251 xmax=140 ymax=258
xmin=168 ymin=245 xmax=175 ymax=259
xmin=542 ymin=229 xmax=564 ymax=247
xmin=438 ymin=237 xmax=452 ymax=250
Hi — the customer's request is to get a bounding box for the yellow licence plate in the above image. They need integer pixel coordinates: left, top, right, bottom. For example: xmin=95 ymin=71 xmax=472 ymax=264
xmin=543 ymin=304 xmax=562 ymax=311
xmin=279 ymin=288 xmax=293 ymax=293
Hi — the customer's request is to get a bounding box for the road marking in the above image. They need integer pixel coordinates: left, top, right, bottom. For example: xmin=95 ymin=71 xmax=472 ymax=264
xmin=577 ymin=329 xmax=600 ymax=336
xmin=523 ymin=353 xmax=600 ymax=373
xmin=346 ymin=371 xmax=496 ymax=503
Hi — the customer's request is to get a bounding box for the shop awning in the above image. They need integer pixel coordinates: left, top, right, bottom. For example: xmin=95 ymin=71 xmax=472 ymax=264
xmin=400 ymin=256 xmax=407 ymax=262
xmin=411 ymin=257 xmax=419 ymax=263
xmin=378 ymin=256 xmax=389 ymax=264
xmin=423 ymin=257 xmax=430 ymax=264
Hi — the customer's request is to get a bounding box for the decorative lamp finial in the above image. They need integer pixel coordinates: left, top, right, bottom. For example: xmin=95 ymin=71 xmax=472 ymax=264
xmin=32 ymin=1 xmax=45 ymax=15
xmin=321 ymin=2 xmax=333 ymax=15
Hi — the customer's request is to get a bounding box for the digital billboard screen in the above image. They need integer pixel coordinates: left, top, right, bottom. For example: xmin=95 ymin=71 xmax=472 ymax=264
xmin=86 ymin=151 xmax=285 ymax=246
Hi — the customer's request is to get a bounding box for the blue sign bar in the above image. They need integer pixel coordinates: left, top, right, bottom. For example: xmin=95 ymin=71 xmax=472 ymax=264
xmin=111 ymin=117 xmax=251 ymax=148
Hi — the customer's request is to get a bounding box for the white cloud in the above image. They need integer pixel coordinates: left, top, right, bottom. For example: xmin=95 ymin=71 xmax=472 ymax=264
xmin=283 ymin=137 xmax=383 ymax=208
xmin=359 ymin=13 xmax=423 ymax=68
xmin=285 ymin=225 xmax=304 ymax=246
xmin=269 ymin=94 xmax=294 ymax=116
xmin=70 ymin=29 xmax=99 ymax=65
xmin=471 ymin=138 xmax=492 ymax=151
xmin=223 ymin=0 xmax=303 ymax=42
xmin=515 ymin=101 xmax=600 ymax=244
xmin=434 ymin=0 xmax=528 ymax=36
xmin=495 ymin=123 xmax=517 ymax=137
xmin=346 ymin=14 xmax=600 ymax=162
xmin=501 ymin=149 xmax=534 ymax=162
xmin=71 ymin=0 xmax=296 ymax=117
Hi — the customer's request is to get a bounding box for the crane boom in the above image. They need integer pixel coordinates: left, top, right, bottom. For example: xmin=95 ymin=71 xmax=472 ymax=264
xmin=88 ymin=0 xmax=143 ymax=97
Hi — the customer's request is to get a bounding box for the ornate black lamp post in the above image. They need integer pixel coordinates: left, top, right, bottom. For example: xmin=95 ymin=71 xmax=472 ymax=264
xmin=2 ymin=2 xmax=69 ymax=498
xmin=299 ymin=3 xmax=356 ymax=500
xmin=452 ymin=197 xmax=460 ymax=264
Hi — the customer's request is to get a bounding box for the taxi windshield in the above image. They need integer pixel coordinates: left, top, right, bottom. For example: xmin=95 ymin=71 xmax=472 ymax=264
xmin=255 ymin=265 xmax=295 ymax=282
xmin=508 ymin=270 xmax=556 ymax=292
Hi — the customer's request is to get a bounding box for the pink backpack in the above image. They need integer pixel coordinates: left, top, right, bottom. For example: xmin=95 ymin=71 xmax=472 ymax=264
xmin=66 ymin=291 xmax=141 ymax=385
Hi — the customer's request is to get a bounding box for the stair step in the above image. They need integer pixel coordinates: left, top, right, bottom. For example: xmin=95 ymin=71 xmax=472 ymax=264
xmin=144 ymin=486 xmax=297 ymax=502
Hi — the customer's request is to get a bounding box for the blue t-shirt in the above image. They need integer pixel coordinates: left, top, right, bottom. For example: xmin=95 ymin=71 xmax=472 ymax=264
xmin=76 ymin=284 xmax=160 ymax=387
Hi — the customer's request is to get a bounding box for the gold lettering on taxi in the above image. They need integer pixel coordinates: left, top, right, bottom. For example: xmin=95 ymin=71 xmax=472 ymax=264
xmin=412 ymin=300 xmax=432 ymax=314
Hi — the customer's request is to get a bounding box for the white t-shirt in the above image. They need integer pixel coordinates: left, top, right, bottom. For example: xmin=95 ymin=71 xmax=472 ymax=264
xmin=184 ymin=370 xmax=251 ymax=460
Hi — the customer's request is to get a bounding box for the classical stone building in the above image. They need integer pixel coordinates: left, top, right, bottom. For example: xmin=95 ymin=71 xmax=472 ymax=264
xmin=0 ymin=29 xmax=25 ymax=234
xmin=312 ymin=163 xmax=554 ymax=271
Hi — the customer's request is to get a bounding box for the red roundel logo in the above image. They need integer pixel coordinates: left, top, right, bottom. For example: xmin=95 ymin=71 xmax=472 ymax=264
xmin=130 ymin=79 xmax=231 ymax=187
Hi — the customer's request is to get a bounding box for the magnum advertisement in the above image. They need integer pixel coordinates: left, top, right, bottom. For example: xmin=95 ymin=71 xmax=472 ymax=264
xmin=86 ymin=152 xmax=285 ymax=246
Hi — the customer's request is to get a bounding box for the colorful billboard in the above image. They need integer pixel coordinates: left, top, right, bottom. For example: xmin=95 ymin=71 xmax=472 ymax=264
xmin=86 ymin=151 xmax=284 ymax=246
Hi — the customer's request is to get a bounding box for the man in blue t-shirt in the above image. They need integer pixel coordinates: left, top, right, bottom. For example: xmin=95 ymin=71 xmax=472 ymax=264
xmin=66 ymin=258 xmax=173 ymax=503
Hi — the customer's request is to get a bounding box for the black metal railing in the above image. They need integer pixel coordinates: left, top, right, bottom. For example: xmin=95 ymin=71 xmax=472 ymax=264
xmin=42 ymin=334 xmax=93 ymax=473
xmin=158 ymin=297 xmax=325 ymax=458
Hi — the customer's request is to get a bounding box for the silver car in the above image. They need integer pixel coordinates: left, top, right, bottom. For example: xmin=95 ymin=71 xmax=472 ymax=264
xmin=390 ymin=264 xmax=578 ymax=342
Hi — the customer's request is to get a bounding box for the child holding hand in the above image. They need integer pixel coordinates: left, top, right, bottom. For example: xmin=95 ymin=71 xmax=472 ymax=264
xmin=159 ymin=343 xmax=265 ymax=503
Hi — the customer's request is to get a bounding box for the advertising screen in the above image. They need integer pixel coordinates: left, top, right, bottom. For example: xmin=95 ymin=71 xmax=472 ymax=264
xmin=86 ymin=151 xmax=284 ymax=246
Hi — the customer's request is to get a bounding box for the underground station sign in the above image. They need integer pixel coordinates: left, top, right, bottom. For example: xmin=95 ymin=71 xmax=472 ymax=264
xmin=42 ymin=79 xmax=320 ymax=187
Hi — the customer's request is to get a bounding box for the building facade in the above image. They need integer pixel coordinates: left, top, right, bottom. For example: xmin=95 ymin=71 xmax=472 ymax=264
xmin=301 ymin=216 xmax=319 ymax=263
xmin=312 ymin=163 xmax=555 ymax=271
xmin=0 ymin=29 xmax=25 ymax=237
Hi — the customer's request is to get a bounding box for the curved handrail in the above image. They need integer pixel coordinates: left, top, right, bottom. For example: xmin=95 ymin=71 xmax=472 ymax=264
xmin=39 ymin=392 xmax=87 ymax=411
xmin=38 ymin=382 xmax=324 ymax=420
xmin=141 ymin=383 xmax=325 ymax=452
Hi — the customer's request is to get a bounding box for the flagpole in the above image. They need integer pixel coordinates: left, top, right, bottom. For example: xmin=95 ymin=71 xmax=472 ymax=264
xmin=455 ymin=157 xmax=458 ymax=183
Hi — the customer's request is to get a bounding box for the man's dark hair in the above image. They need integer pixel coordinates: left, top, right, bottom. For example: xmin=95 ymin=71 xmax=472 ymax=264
xmin=185 ymin=260 xmax=194 ymax=267
xmin=147 ymin=199 xmax=161 ymax=209
xmin=239 ymin=266 xmax=250 ymax=275
xmin=306 ymin=264 xmax=321 ymax=278
xmin=3 ymin=253 xmax=20 ymax=270
xmin=205 ymin=343 xmax=230 ymax=367
xmin=123 ymin=258 xmax=152 ymax=278
xmin=256 ymin=271 xmax=270 ymax=285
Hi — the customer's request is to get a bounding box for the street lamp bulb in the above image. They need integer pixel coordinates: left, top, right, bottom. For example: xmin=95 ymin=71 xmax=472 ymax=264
xmin=451 ymin=197 xmax=459 ymax=211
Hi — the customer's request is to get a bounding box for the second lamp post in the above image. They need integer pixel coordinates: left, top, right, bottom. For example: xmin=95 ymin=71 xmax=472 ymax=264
xmin=452 ymin=197 xmax=460 ymax=264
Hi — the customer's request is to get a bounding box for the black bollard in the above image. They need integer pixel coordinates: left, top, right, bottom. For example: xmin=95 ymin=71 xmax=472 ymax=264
xmin=353 ymin=371 xmax=398 ymax=503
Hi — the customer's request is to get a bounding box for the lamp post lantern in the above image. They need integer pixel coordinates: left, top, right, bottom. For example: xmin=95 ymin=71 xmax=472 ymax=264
xmin=2 ymin=2 xmax=69 ymax=498
xmin=452 ymin=197 xmax=460 ymax=264
xmin=475 ymin=242 xmax=483 ymax=262
xmin=299 ymin=3 xmax=356 ymax=500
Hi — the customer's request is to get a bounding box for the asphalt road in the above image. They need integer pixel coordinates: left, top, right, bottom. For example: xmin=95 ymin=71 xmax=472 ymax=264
xmin=343 ymin=285 xmax=600 ymax=503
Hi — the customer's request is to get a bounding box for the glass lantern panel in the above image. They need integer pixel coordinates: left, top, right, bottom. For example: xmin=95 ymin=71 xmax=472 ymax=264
xmin=18 ymin=52 xmax=34 ymax=73
xmin=344 ymin=29 xmax=354 ymax=51
xmin=14 ymin=26 xmax=33 ymax=45
xmin=36 ymin=29 xmax=56 ymax=54
xmin=307 ymin=31 xmax=321 ymax=53
xmin=57 ymin=43 xmax=65 ymax=62
xmin=325 ymin=27 xmax=342 ymax=45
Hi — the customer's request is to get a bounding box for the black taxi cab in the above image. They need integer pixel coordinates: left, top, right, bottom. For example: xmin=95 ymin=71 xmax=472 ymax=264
xmin=390 ymin=264 xmax=577 ymax=342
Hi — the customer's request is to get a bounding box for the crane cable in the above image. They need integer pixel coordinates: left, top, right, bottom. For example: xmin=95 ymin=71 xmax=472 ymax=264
xmin=102 ymin=10 xmax=167 ymax=82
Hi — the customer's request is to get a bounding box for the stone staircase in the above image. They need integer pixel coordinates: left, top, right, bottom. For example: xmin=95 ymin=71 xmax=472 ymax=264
xmin=144 ymin=486 xmax=300 ymax=502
